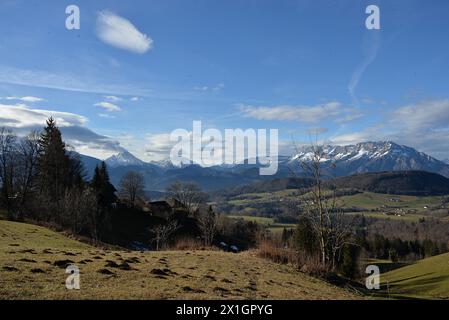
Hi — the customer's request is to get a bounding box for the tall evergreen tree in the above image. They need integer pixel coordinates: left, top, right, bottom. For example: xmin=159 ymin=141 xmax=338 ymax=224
xmin=91 ymin=162 xmax=117 ymax=209
xmin=90 ymin=161 xmax=117 ymax=240
xmin=37 ymin=117 xmax=72 ymax=202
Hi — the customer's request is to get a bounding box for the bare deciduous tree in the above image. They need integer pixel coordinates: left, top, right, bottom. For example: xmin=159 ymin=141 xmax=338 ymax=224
xmin=0 ymin=128 xmax=17 ymax=214
xmin=166 ymin=181 xmax=207 ymax=216
xmin=16 ymin=131 xmax=40 ymax=217
xmin=149 ymin=220 xmax=179 ymax=250
xmin=199 ymin=205 xmax=218 ymax=246
xmin=119 ymin=170 xmax=145 ymax=207
xmin=297 ymin=142 xmax=353 ymax=270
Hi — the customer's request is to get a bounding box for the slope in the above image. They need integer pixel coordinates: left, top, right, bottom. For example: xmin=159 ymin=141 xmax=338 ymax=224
xmin=0 ymin=220 xmax=359 ymax=300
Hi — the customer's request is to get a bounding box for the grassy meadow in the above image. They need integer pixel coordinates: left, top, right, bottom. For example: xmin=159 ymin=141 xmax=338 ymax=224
xmin=0 ymin=220 xmax=359 ymax=300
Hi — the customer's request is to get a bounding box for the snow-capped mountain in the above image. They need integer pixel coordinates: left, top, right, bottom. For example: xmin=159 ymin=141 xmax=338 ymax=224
xmin=290 ymin=141 xmax=449 ymax=178
xmin=105 ymin=151 xmax=145 ymax=168
xmin=77 ymin=141 xmax=449 ymax=191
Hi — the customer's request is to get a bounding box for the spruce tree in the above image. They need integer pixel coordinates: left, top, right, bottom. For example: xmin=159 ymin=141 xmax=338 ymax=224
xmin=91 ymin=161 xmax=117 ymax=209
xmin=90 ymin=161 xmax=117 ymax=240
xmin=37 ymin=117 xmax=71 ymax=202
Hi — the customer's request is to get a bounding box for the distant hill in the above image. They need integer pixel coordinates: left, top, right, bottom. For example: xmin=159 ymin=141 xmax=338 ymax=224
xmin=212 ymin=177 xmax=314 ymax=197
xmin=334 ymin=171 xmax=449 ymax=196
xmin=215 ymin=171 xmax=449 ymax=197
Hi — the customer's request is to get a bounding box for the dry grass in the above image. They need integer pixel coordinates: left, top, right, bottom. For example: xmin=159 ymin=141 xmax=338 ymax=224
xmin=170 ymin=237 xmax=215 ymax=251
xmin=257 ymin=240 xmax=327 ymax=277
xmin=0 ymin=220 xmax=360 ymax=300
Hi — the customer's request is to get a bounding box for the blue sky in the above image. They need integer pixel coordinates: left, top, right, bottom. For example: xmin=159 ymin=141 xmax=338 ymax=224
xmin=1 ymin=0 xmax=449 ymax=161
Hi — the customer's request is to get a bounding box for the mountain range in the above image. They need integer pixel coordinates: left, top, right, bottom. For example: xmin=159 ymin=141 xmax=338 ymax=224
xmin=76 ymin=141 xmax=449 ymax=192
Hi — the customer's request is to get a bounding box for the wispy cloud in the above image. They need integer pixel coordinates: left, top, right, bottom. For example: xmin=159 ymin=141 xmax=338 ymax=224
xmin=94 ymin=101 xmax=122 ymax=112
xmin=104 ymin=95 xmax=122 ymax=102
xmin=4 ymin=96 xmax=44 ymax=102
xmin=0 ymin=65 xmax=153 ymax=96
xmin=194 ymin=83 xmax=225 ymax=92
xmin=98 ymin=113 xmax=116 ymax=119
xmin=239 ymin=101 xmax=361 ymax=124
xmin=96 ymin=11 xmax=153 ymax=54
xmin=348 ymin=32 xmax=381 ymax=105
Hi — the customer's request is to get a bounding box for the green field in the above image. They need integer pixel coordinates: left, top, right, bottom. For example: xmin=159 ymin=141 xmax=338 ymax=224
xmin=222 ymin=190 xmax=448 ymax=222
xmin=227 ymin=215 xmax=296 ymax=234
xmin=0 ymin=220 xmax=359 ymax=300
xmin=378 ymin=252 xmax=449 ymax=299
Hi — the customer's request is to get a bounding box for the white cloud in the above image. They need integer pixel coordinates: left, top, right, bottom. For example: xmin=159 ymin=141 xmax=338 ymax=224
xmin=240 ymin=102 xmax=359 ymax=124
xmin=0 ymin=103 xmax=124 ymax=159
xmin=194 ymin=83 xmax=225 ymax=92
xmin=4 ymin=96 xmax=44 ymax=102
xmin=98 ymin=113 xmax=116 ymax=119
xmin=96 ymin=11 xmax=153 ymax=54
xmin=391 ymin=99 xmax=449 ymax=131
xmin=388 ymin=99 xmax=449 ymax=159
xmin=0 ymin=103 xmax=86 ymax=128
xmin=130 ymin=96 xmax=140 ymax=101
xmin=94 ymin=101 xmax=122 ymax=112
xmin=104 ymin=95 xmax=122 ymax=102
xmin=330 ymin=130 xmax=379 ymax=146
xmin=194 ymin=86 xmax=209 ymax=91
xmin=144 ymin=133 xmax=175 ymax=160
xmin=328 ymin=99 xmax=449 ymax=159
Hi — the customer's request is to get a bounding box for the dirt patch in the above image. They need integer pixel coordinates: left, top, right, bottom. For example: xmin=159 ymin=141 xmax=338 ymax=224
xmin=150 ymin=268 xmax=170 ymax=276
xmin=3 ymin=266 xmax=19 ymax=272
xmin=221 ymin=278 xmax=233 ymax=283
xmin=30 ymin=268 xmax=46 ymax=273
xmin=118 ymin=262 xmax=134 ymax=271
xmin=19 ymin=249 xmax=36 ymax=254
xmin=182 ymin=286 xmax=206 ymax=294
xmin=125 ymin=257 xmax=141 ymax=264
xmin=105 ymin=260 xmax=119 ymax=268
xmin=53 ymin=259 xmax=75 ymax=268
xmin=97 ymin=268 xmax=115 ymax=275
xmin=18 ymin=258 xmax=37 ymax=263
xmin=204 ymin=275 xmax=217 ymax=281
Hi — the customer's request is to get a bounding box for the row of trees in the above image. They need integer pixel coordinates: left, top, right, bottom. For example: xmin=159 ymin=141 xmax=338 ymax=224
xmin=0 ymin=119 xmax=116 ymax=241
xmin=362 ymin=234 xmax=446 ymax=261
